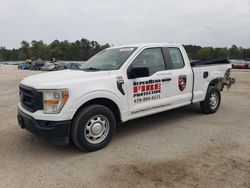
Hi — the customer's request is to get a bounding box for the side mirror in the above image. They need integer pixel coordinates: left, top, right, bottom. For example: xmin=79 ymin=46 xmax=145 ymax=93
xmin=127 ymin=67 xmax=150 ymax=79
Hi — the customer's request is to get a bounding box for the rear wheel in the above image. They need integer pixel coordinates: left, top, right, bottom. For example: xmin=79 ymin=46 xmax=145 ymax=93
xmin=71 ymin=105 xmax=116 ymax=151
xmin=200 ymin=86 xmax=221 ymax=114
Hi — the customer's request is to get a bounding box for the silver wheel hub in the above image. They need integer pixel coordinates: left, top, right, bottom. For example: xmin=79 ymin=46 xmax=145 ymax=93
xmin=84 ymin=115 xmax=110 ymax=144
xmin=91 ymin=123 xmax=102 ymax=135
xmin=209 ymin=92 xmax=218 ymax=109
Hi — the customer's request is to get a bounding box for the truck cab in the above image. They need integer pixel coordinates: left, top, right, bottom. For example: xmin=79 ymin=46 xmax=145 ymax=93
xmin=17 ymin=43 xmax=234 ymax=151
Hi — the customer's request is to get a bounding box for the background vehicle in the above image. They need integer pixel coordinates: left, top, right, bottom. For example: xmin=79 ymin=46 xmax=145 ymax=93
xmin=230 ymin=60 xmax=249 ymax=69
xmin=54 ymin=62 xmax=65 ymax=71
xmin=18 ymin=62 xmax=31 ymax=70
xmin=41 ymin=62 xmax=65 ymax=71
xmin=17 ymin=43 xmax=235 ymax=151
xmin=17 ymin=59 xmax=32 ymax=70
xmin=41 ymin=62 xmax=55 ymax=71
xmin=30 ymin=59 xmax=45 ymax=70
xmin=64 ymin=62 xmax=82 ymax=70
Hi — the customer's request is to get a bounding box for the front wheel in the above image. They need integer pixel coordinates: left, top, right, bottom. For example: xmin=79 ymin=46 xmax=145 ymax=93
xmin=200 ymin=86 xmax=221 ymax=114
xmin=71 ymin=105 xmax=116 ymax=151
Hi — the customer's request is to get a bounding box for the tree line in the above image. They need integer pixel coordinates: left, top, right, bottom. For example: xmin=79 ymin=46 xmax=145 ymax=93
xmin=0 ymin=38 xmax=110 ymax=61
xmin=0 ymin=38 xmax=250 ymax=61
xmin=184 ymin=44 xmax=250 ymax=60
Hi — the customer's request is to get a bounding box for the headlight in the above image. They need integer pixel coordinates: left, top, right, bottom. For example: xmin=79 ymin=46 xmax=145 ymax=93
xmin=42 ymin=89 xmax=69 ymax=114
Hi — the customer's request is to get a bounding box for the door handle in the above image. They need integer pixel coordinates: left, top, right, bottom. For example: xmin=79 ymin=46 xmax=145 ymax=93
xmin=162 ymin=78 xmax=172 ymax=82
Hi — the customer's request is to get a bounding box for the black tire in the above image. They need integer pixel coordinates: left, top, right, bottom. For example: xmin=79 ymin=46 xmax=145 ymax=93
xmin=200 ymin=86 xmax=221 ymax=114
xmin=71 ymin=104 xmax=116 ymax=151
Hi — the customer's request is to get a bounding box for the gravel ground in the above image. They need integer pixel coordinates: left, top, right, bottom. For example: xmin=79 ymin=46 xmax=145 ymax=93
xmin=0 ymin=65 xmax=250 ymax=188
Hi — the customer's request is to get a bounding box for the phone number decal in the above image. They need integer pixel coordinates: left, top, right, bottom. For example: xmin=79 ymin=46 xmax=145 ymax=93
xmin=134 ymin=94 xmax=160 ymax=103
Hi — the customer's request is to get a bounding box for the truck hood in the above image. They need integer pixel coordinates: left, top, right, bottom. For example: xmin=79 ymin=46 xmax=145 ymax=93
xmin=21 ymin=70 xmax=111 ymax=89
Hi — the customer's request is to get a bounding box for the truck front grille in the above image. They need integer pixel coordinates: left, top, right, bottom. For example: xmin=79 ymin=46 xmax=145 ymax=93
xmin=19 ymin=85 xmax=43 ymax=112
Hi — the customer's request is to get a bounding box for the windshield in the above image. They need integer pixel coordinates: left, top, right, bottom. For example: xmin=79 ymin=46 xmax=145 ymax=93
xmin=80 ymin=47 xmax=137 ymax=71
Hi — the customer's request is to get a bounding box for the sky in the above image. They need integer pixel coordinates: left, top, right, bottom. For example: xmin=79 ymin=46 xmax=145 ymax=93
xmin=0 ymin=0 xmax=250 ymax=49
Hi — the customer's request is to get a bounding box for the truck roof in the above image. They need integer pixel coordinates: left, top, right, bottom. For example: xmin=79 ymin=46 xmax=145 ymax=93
xmin=110 ymin=43 xmax=182 ymax=49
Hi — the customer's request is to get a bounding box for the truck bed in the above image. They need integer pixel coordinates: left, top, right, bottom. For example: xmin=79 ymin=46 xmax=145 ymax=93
xmin=191 ymin=61 xmax=232 ymax=103
xmin=191 ymin=58 xmax=229 ymax=66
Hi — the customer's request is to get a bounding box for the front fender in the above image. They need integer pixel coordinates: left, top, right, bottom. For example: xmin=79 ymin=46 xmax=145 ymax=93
xmin=68 ymin=90 xmax=124 ymax=119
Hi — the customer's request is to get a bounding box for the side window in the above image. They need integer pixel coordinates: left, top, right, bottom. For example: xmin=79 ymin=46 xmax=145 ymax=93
xmin=168 ymin=48 xmax=185 ymax=69
xmin=130 ymin=48 xmax=165 ymax=76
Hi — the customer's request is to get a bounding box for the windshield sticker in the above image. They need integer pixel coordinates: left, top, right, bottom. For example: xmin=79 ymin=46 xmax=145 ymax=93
xmin=120 ymin=48 xmax=134 ymax=52
xmin=133 ymin=79 xmax=161 ymax=103
xmin=116 ymin=76 xmax=125 ymax=95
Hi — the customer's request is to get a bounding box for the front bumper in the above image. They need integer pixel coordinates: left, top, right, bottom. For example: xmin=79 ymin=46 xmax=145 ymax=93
xmin=17 ymin=108 xmax=71 ymax=145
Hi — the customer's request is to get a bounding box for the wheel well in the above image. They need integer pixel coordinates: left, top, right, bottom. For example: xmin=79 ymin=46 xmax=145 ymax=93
xmin=209 ymin=78 xmax=223 ymax=90
xmin=73 ymin=98 xmax=122 ymax=123
xmin=209 ymin=78 xmax=219 ymax=86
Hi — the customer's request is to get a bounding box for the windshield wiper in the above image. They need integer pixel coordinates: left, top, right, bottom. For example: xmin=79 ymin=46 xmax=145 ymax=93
xmin=82 ymin=67 xmax=101 ymax=71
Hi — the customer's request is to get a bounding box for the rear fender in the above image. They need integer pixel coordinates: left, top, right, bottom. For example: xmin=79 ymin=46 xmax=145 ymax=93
xmin=209 ymin=69 xmax=235 ymax=91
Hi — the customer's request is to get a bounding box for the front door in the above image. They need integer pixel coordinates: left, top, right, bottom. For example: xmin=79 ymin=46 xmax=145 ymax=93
xmin=125 ymin=48 xmax=169 ymax=119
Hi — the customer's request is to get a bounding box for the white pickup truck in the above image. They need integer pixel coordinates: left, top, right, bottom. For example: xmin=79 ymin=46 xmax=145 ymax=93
xmin=17 ymin=43 xmax=235 ymax=151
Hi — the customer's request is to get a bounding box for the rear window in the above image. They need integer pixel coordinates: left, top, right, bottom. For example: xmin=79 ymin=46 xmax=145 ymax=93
xmin=168 ymin=48 xmax=185 ymax=69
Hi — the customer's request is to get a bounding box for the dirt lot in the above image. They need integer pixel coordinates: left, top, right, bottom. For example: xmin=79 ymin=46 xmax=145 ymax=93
xmin=0 ymin=65 xmax=250 ymax=188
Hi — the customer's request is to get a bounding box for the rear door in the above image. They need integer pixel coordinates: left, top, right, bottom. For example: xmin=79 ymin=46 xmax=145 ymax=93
xmin=161 ymin=47 xmax=193 ymax=107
